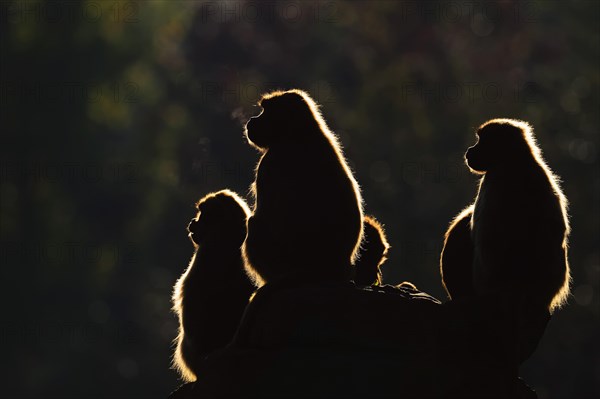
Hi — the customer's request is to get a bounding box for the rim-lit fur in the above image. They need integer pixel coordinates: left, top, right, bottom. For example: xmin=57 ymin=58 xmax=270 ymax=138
xmin=355 ymin=215 xmax=390 ymax=286
xmin=242 ymin=89 xmax=364 ymax=286
xmin=468 ymin=119 xmax=570 ymax=313
xmin=172 ymin=190 xmax=254 ymax=382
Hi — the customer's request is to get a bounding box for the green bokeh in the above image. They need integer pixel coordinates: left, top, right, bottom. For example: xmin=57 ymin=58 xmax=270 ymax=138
xmin=1 ymin=1 xmax=598 ymax=398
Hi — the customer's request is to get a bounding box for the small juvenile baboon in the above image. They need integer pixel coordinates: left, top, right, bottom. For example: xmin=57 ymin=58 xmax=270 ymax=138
xmin=441 ymin=119 xmax=571 ymax=313
xmin=242 ymin=89 xmax=364 ymax=286
xmin=354 ymin=216 xmax=390 ymax=286
xmin=172 ymin=190 xmax=255 ymax=382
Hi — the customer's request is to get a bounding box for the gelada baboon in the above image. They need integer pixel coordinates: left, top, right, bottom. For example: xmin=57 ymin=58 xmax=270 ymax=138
xmin=172 ymin=190 xmax=255 ymax=382
xmin=441 ymin=119 xmax=570 ymax=313
xmin=354 ymin=216 xmax=390 ymax=286
xmin=242 ymin=89 xmax=364 ymax=286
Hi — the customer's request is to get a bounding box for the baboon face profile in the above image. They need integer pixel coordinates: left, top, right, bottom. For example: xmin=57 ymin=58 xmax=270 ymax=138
xmin=466 ymin=119 xmax=536 ymax=174
xmin=187 ymin=189 xmax=249 ymax=247
xmin=245 ymin=91 xmax=320 ymax=150
xmin=242 ymin=89 xmax=364 ymax=286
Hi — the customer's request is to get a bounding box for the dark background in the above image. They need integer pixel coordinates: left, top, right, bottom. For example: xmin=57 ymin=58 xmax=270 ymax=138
xmin=1 ymin=1 xmax=598 ymax=398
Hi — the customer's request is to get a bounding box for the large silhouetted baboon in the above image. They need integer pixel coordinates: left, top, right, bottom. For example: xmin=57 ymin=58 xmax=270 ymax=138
xmin=242 ymin=89 xmax=364 ymax=286
xmin=441 ymin=119 xmax=571 ymax=314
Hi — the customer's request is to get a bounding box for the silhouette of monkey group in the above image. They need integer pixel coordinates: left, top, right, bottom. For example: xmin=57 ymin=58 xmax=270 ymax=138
xmin=169 ymin=90 xmax=570 ymax=399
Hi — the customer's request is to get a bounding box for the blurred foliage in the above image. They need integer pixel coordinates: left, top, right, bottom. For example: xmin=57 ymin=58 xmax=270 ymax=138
xmin=0 ymin=1 xmax=598 ymax=398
